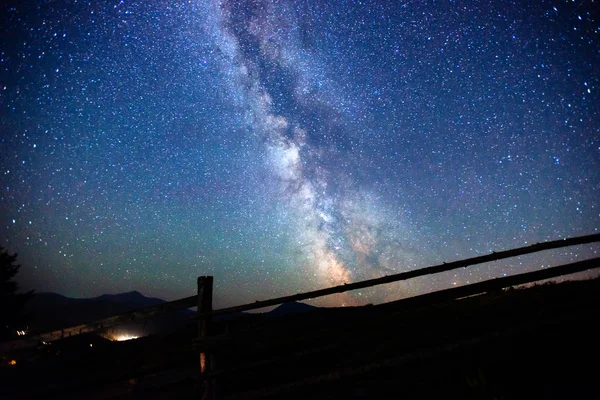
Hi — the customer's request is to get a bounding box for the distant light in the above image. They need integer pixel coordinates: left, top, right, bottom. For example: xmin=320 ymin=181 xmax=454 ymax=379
xmin=9 ymin=360 xmax=16 ymax=366
xmin=89 ymin=343 xmax=93 ymax=347
xmin=114 ymin=335 xmax=139 ymax=342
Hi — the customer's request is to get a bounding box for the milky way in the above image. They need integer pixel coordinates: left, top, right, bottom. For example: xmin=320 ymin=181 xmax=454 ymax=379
xmin=1 ymin=0 xmax=598 ymax=306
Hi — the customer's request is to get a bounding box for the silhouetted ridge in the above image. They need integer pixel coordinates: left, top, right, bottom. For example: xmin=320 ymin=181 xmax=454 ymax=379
xmin=94 ymin=291 xmax=163 ymax=305
xmin=266 ymin=302 xmax=317 ymax=317
xmin=23 ymin=291 xmax=192 ymax=333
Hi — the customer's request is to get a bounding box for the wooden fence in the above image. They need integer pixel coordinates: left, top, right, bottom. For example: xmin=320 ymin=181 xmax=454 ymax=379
xmin=2 ymin=233 xmax=600 ymax=398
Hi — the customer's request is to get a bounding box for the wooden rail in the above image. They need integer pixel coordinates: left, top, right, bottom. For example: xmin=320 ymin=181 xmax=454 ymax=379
xmin=195 ymin=256 xmax=600 ymax=357
xmin=201 ymin=232 xmax=600 ymax=317
xmin=2 ymin=232 xmax=598 ymax=352
xmin=208 ymin=256 xmax=600 ymax=400
xmin=1 ymin=233 xmax=599 ymax=399
xmin=379 ymin=255 xmax=600 ymax=310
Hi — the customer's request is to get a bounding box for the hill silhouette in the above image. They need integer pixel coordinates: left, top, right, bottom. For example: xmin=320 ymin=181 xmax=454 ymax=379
xmin=265 ymin=301 xmax=317 ymax=318
xmin=1 ymin=278 xmax=599 ymax=399
xmin=23 ymin=291 xmax=192 ymax=335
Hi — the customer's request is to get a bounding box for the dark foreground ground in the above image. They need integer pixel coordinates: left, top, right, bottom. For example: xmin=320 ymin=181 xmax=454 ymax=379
xmin=1 ymin=278 xmax=599 ymax=399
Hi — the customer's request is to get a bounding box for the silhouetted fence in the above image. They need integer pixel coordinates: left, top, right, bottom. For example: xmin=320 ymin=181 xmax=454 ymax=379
xmin=2 ymin=233 xmax=600 ymax=399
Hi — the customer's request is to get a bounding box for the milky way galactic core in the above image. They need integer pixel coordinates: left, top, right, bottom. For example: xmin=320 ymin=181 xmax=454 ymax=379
xmin=1 ymin=0 xmax=598 ymax=306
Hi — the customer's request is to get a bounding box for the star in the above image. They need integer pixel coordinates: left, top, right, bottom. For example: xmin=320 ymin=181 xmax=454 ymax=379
xmin=0 ymin=0 xmax=597 ymax=306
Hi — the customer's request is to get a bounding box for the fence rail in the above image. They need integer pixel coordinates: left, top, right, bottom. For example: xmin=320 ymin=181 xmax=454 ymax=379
xmin=199 ymin=232 xmax=600 ymax=318
xmin=195 ymin=255 xmax=600 ymax=363
xmin=2 ymin=232 xmax=599 ymax=352
xmin=2 ymin=233 xmax=600 ymax=399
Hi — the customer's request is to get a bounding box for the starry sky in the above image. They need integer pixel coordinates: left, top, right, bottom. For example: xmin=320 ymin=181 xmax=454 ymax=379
xmin=1 ymin=0 xmax=599 ymax=307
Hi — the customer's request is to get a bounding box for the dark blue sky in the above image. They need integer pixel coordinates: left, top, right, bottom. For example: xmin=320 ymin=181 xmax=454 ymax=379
xmin=1 ymin=0 xmax=598 ymax=307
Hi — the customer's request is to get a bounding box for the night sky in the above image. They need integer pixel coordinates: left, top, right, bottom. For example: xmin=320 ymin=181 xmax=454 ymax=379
xmin=1 ymin=0 xmax=598 ymax=307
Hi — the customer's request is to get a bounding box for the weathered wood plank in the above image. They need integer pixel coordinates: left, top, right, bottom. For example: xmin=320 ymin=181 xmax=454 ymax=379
xmin=199 ymin=256 xmax=600 ymax=380
xmin=198 ymin=276 xmax=213 ymax=374
xmin=201 ymin=233 xmax=600 ymax=317
xmin=2 ymin=232 xmax=598 ymax=353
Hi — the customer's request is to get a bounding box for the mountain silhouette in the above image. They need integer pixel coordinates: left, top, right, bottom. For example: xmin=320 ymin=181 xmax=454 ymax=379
xmin=93 ymin=291 xmax=164 ymax=307
xmin=24 ymin=291 xmax=193 ymax=335
xmin=265 ymin=301 xmax=317 ymax=318
xmin=23 ymin=292 xmax=319 ymax=338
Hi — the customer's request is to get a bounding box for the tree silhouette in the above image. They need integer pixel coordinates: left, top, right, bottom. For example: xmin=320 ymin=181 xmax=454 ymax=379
xmin=0 ymin=247 xmax=34 ymax=340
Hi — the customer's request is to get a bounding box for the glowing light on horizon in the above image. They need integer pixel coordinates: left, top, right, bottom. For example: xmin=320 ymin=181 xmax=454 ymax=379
xmin=114 ymin=334 xmax=140 ymax=342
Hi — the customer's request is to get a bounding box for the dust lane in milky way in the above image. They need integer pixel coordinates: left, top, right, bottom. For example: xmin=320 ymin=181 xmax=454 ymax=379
xmin=0 ymin=0 xmax=598 ymax=306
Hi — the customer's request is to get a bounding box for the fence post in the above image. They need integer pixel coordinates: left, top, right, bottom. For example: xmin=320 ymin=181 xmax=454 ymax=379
xmin=197 ymin=276 xmax=216 ymax=399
